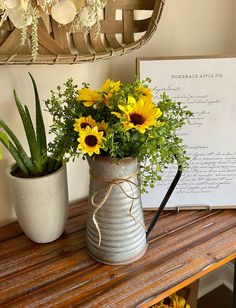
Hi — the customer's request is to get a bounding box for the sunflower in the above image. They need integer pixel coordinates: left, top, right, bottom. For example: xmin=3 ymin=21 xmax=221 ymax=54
xmin=151 ymin=294 xmax=190 ymax=308
xmin=170 ymin=294 xmax=190 ymax=308
xmin=152 ymin=301 xmax=169 ymax=308
xmin=135 ymin=85 xmax=153 ymax=100
xmin=112 ymin=96 xmax=163 ymax=133
xmin=111 ymin=95 xmax=136 ymax=118
xmin=100 ymin=79 xmax=121 ymax=105
xmin=74 ymin=116 xmax=97 ymax=132
xmin=101 ymin=79 xmax=121 ymax=94
xmin=77 ymin=88 xmax=100 ymax=107
xmin=97 ymin=120 xmax=109 ymax=136
xmin=78 ymin=126 xmax=104 ymax=156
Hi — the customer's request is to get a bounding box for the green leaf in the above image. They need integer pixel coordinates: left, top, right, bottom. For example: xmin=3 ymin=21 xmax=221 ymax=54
xmin=0 ymin=118 xmax=35 ymax=172
xmin=0 ymin=131 xmax=10 ymax=148
xmin=0 ymin=131 xmax=9 ymax=160
xmin=13 ymin=90 xmax=42 ymax=173
xmin=0 ymin=131 xmax=29 ymax=175
xmin=24 ymin=105 xmax=42 ymax=172
xmin=29 ymin=73 xmax=47 ymax=157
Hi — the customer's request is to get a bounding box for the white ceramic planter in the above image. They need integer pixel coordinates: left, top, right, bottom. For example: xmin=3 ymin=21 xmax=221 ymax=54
xmin=6 ymin=163 xmax=69 ymax=243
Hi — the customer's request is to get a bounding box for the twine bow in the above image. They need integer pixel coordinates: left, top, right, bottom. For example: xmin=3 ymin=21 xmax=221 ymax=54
xmin=90 ymin=170 xmax=145 ymax=245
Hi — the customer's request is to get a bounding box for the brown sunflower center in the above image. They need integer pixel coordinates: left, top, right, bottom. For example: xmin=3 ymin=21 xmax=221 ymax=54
xmin=80 ymin=123 xmax=91 ymax=129
xmin=85 ymin=135 xmax=98 ymax=147
xmin=130 ymin=113 xmax=145 ymax=125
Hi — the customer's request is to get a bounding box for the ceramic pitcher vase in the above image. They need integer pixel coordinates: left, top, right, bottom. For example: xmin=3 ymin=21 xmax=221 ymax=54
xmin=86 ymin=156 xmax=147 ymax=265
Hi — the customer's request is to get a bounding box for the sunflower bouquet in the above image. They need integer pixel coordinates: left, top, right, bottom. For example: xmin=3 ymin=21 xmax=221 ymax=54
xmin=46 ymin=78 xmax=192 ymax=191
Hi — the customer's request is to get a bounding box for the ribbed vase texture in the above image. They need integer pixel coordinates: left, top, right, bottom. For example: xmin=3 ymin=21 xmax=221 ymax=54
xmin=86 ymin=156 xmax=147 ymax=265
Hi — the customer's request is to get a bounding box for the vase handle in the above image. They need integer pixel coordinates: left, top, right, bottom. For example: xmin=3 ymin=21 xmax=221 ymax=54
xmin=146 ymin=164 xmax=182 ymax=239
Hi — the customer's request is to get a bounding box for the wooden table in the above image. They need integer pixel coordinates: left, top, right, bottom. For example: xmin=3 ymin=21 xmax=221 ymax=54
xmin=1 ymin=200 xmax=236 ymax=307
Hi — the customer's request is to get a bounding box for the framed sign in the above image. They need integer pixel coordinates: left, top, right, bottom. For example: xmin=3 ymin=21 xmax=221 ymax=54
xmin=137 ymin=56 xmax=236 ymax=209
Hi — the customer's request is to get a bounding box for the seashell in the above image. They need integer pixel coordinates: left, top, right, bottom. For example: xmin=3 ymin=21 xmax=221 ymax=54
xmin=4 ymin=0 xmax=21 ymax=9
xmin=51 ymin=0 xmax=76 ymax=25
xmin=8 ymin=5 xmax=32 ymax=28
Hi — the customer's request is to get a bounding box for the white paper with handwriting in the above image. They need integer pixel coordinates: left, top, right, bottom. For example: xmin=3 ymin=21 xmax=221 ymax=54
xmin=139 ymin=57 xmax=236 ymax=209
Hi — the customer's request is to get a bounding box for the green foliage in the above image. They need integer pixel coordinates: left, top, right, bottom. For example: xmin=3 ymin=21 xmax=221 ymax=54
xmin=0 ymin=74 xmax=61 ymax=177
xmin=46 ymin=78 xmax=193 ymax=191
xmin=0 ymin=131 xmax=9 ymax=161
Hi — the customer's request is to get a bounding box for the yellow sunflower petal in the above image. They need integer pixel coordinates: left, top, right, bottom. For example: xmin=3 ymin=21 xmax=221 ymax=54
xmin=73 ymin=123 xmax=81 ymax=132
xmin=127 ymin=95 xmax=136 ymax=106
xmin=171 ymin=294 xmax=187 ymax=308
xmin=77 ymin=88 xmax=99 ymax=107
xmin=83 ymin=101 xmax=95 ymax=107
xmin=136 ymin=85 xmax=153 ymax=100
xmin=117 ymin=105 xmax=127 ymax=113
xmin=101 ymin=79 xmax=121 ymax=93
xmin=111 ymin=111 xmax=123 ymax=118
xmin=122 ymin=121 xmax=135 ymax=131
xmin=74 ymin=115 xmax=97 ymax=132
xmin=135 ymin=97 xmax=145 ymax=109
xmin=118 ymin=104 xmax=132 ymax=114
xmin=97 ymin=120 xmax=108 ymax=132
xmin=101 ymin=79 xmax=110 ymax=92
xmin=78 ymin=126 xmax=104 ymax=156
xmin=111 ymin=80 xmax=121 ymax=92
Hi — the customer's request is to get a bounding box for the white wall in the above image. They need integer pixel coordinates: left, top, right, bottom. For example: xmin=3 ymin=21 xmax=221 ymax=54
xmin=1 ymin=0 xmax=236 ymax=226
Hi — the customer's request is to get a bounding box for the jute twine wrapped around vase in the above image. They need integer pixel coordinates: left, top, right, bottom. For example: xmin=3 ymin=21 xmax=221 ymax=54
xmin=86 ymin=156 xmax=147 ymax=265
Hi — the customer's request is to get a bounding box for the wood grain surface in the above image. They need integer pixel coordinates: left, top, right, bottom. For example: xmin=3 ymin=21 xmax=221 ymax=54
xmin=0 ymin=200 xmax=236 ymax=307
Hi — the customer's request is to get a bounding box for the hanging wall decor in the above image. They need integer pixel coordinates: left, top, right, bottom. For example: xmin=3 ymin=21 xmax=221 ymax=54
xmin=0 ymin=0 xmax=164 ymax=64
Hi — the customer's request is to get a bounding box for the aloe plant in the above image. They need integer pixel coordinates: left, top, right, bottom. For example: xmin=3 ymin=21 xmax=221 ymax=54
xmin=0 ymin=73 xmax=61 ymax=177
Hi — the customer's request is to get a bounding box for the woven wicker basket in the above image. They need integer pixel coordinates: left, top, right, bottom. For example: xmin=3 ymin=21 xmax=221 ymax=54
xmin=0 ymin=0 xmax=164 ymax=65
